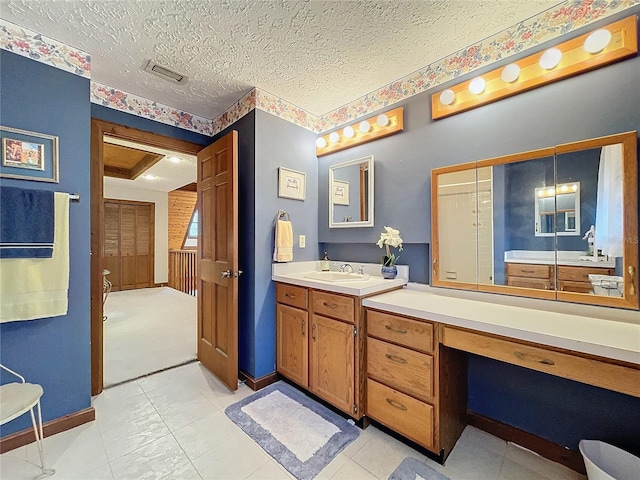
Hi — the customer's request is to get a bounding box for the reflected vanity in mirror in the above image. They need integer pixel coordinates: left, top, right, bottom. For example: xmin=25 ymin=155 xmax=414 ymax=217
xmin=329 ymin=155 xmax=374 ymax=228
xmin=431 ymin=131 xmax=638 ymax=309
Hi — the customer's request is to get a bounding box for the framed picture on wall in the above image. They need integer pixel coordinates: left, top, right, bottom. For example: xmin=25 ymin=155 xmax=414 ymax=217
xmin=332 ymin=180 xmax=349 ymax=205
xmin=278 ymin=167 xmax=306 ymax=201
xmin=0 ymin=126 xmax=59 ymax=183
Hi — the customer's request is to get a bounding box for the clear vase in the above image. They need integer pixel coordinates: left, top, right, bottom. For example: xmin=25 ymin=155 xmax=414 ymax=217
xmin=381 ymin=265 xmax=397 ymax=279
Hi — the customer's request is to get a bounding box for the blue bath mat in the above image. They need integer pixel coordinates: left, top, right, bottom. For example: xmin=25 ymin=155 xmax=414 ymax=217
xmin=389 ymin=457 xmax=451 ymax=480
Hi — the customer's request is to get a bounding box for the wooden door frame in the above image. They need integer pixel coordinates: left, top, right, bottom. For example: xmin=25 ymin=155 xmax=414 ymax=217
xmin=91 ymin=119 xmax=203 ymax=395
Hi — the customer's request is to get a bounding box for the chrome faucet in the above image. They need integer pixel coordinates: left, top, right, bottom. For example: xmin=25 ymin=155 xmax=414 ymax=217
xmin=339 ymin=263 xmax=353 ymax=273
xmin=358 ymin=265 xmax=365 ymax=275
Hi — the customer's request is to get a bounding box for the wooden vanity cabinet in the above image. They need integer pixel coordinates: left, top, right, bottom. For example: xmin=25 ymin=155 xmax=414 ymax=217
xmin=365 ymin=309 xmax=467 ymax=459
xmin=506 ymin=262 xmax=616 ymax=293
xmin=505 ymin=263 xmax=554 ymax=290
xmin=276 ymin=282 xmax=368 ymax=418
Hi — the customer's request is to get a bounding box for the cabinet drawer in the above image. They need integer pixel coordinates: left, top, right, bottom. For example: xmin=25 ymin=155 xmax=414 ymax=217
xmin=311 ymin=290 xmax=354 ymax=323
xmin=367 ymin=337 xmax=432 ymax=401
xmin=276 ymin=283 xmax=308 ymax=310
xmin=367 ymin=310 xmax=433 ymax=353
xmin=506 ymin=276 xmax=553 ymax=290
xmin=442 ymin=327 xmax=640 ymax=398
xmin=557 ymin=265 xmax=614 ymax=283
xmin=366 ymin=379 xmax=433 ymax=450
xmin=506 ymin=263 xmax=551 ymax=279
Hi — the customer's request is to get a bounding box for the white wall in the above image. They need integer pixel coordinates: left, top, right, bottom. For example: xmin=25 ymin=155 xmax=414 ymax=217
xmin=103 ymin=181 xmax=168 ymax=284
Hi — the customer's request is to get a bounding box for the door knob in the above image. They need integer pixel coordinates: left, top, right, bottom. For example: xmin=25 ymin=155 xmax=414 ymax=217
xmin=220 ymin=270 xmax=233 ymax=278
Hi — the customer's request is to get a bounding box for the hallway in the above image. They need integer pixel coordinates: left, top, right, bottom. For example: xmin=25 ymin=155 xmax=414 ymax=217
xmin=104 ymin=287 xmax=197 ymax=386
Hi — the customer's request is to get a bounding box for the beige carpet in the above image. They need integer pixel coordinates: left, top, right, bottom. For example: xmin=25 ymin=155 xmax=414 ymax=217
xmin=104 ymin=287 xmax=197 ymax=386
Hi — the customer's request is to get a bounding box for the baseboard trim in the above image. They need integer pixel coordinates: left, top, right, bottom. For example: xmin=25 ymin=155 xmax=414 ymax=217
xmin=239 ymin=370 xmax=279 ymax=391
xmin=0 ymin=407 xmax=95 ymax=454
xmin=467 ymin=411 xmax=585 ymax=474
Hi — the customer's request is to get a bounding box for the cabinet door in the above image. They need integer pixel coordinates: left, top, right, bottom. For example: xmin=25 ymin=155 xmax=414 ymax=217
xmin=310 ymin=314 xmax=354 ymax=414
xmin=276 ymin=304 xmax=308 ymax=387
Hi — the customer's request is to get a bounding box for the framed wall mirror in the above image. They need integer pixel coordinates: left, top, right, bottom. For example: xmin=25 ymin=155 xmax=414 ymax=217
xmin=431 ymin=131 xmax=638 ymax=309
xmin=329 ymin=155 xmax=374 ymax=228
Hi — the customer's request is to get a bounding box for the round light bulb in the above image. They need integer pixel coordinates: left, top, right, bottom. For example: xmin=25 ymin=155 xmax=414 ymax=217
xmin=343 ymin=126 xmax=355 ymax=138
xmin=572 ymin=184 xmax=577 ymax=191
xmin=501 ymin=63 xmax=520 ymax=83
xmin=468 ymin=77 xmax=486 ymax=95
xmin=376 ymin=114 xmax=389 ymax=127
xmin=329 ymin=132 xmax=340 ymax=144
xmin=560 ymin=185 xmax=568 ymax=192
xmin=546 ymin=188 xmax=555 ymax=196
xmin=359 ymin=121 xmax=371 ymax=133
xmin=539 ymin=48 xmax=562 ymax=70
xmin=538 ymin=190 xmax=544 ymax=197
xmin=584 ymin=29 xmax=611 ymax=54
xmin=439 ymin=89 xmax=455 ymax=106
xmin=316 ymin=137 xmax=327 ymax=148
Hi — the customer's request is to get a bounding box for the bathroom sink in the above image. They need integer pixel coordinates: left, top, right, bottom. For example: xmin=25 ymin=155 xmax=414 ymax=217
xmin=304 ymin=271 xmax=370 ymax=282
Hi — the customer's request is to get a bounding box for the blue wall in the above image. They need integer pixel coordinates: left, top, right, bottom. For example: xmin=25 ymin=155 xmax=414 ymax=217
xmin=254 ymin=109 xmax=318 ymax=378
xmin=319 ymin=12 xmax=640 ymax=455
xmin=0 ymin=51 xmax=92 ymax=436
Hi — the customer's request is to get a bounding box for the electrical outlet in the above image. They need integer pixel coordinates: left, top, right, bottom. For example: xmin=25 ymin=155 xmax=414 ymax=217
xmin=299 ymin=235 xmax=306 ymax=248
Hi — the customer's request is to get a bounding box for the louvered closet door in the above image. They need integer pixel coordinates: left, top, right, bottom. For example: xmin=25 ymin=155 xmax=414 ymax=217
xmin=104 ymin=202 xmax=121 ymax=290
xmin=103 ymin=200 xmax=155 ymax=291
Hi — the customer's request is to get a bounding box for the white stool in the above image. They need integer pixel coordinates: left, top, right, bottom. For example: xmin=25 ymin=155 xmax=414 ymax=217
xmin=0 ymin=364 xmax=55 ymax=476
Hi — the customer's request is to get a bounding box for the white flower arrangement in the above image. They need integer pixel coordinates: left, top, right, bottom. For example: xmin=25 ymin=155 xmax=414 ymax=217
xmin=376 ymin=226 xmax=403 ymax=266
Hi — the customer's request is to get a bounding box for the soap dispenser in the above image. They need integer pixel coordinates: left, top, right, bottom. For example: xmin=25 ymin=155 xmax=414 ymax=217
xmin=321 ymin=251 xmax=330 ymax=271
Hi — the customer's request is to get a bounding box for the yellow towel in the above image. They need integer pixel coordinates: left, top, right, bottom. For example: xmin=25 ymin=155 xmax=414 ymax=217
xmin=273 ymin=220 xmax=293 ymax=262
xmin=0 ymin=192 xmax=69 ymax=322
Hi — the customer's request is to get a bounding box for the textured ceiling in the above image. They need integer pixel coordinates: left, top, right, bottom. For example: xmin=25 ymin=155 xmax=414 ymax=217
xmin=1 ymin=0 xmax=560 ymax=119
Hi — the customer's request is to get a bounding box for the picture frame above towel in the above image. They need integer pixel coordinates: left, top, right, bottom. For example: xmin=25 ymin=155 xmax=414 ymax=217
xmin=0 ymin=126 xmax=59 ymax=183
xmin=278 ymin=167 xmax=306 ymax=201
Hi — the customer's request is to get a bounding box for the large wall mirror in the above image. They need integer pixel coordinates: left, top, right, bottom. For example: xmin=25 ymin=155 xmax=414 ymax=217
xmin=329 ymin=155 xmax=374 ymax=228
xmin=431 ymin=131 xmax=638 ymax=309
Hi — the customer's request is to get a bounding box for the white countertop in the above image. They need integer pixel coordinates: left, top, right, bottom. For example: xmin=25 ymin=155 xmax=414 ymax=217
xmin=504 ymin=250 xmax=616 ymax=268
xmin=362 ymin=284 xmax=640 ymax=364
xmin=272 ymin=261 xmax=408 ymax=296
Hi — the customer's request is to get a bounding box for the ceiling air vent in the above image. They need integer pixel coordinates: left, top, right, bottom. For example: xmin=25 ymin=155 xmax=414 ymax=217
xmin=143 ymin=61 xmax=187 ymax=84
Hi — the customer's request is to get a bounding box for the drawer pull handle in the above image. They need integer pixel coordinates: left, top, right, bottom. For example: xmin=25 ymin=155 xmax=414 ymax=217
xmin=385 ymin=325 xmax=407 ymax=334
xmin=312 ymin=323 xmax=316 ymax=341
xmin=386 ymin=398 xmax=407 ymax=411
xmin=385 ymin=354 xmax=407 ymax=364
xmin=302 ymin=319 xmax=306 ymax=336
xmin=285 ymin=293 xmax=296 ymax=298
xmin=521 ymin=269 xmax=535 ymax=274
xmin=514 ymin=351 xmax=555 ymax=366
xmin=323 ymin=302 xmax=339 ymax=309
xmin=629 ymin=266 xmax=636 ymax=296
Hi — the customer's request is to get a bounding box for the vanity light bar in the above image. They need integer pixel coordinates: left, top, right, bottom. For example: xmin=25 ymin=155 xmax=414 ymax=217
xmin=315 ymin=107 xmax=404 ymax=157
xmin=431 ymin=15 xmax=638 ymax=120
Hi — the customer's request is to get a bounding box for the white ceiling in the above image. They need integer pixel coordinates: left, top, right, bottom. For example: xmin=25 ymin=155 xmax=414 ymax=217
xmin=103 ymin=137 xmax=196 ymax=193
xmin=1 ymin=0 xmax=561 ymax=120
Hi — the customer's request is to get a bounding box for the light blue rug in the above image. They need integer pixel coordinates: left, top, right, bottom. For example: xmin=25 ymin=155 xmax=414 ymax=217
xmin=389 ymin=457 xmax=451 ymax=480
xmin=225 ymin=381 xmax=359 ymax=480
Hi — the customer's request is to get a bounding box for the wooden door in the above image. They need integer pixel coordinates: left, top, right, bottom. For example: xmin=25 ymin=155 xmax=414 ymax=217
xmin=197 ymin=131 xmax=239 ymax=391
xmin=310 ymin=314 xmax=355 ymax=414
xmin=276 ymin=304 xmax=308 ymax=387
xmin=102 ymin=199 xmax=154 ymax=291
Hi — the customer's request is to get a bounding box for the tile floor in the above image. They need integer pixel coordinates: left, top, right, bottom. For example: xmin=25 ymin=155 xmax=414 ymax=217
xmin=0 ymin=362 xmax=585 ymax=480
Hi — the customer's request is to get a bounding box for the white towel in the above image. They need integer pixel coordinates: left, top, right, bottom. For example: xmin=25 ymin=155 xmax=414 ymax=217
xmin=273 ymin=220 xmax=293 ymax=262
xmin=0 ymin=192 xmax=70 ymax=322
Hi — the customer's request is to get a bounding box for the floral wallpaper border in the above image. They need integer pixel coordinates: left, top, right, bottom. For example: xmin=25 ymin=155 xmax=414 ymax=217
xmin=0 ymin=19 xmax=91 ymax=78
xmin=90 ymin=82 xmax=213 ymax=136
xmin=2 ymin=0 xmax=638 ymax=137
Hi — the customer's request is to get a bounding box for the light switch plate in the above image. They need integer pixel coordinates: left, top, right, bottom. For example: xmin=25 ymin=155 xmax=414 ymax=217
xmin=299 ymin=235 xmax=306 ymax=248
